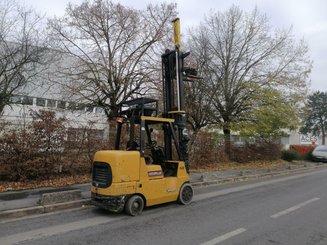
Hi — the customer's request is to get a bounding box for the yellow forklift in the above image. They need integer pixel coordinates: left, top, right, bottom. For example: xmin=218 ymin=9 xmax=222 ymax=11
xmin=91 ymin=18 xmax=194 ymax=216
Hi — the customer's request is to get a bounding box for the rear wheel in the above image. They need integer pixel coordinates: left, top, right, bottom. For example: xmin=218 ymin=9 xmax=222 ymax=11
xmin=178 ymin=183 xmax=193 ymax=205
xmin=125 ymin=195 xmax=144 ymax=216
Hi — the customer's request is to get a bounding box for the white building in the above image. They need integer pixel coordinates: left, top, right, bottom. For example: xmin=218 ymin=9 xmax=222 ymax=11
xmin=1 ymin=95 xmax=109 ymax=141
xmin=287 ymin=130 xmax=326 ymax=147
xmin=0 ymin=49 xmax=110 ymax=141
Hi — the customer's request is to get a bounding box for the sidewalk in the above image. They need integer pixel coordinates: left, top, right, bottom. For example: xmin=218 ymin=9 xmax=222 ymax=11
xmin=1 ymin=161 xmax=326 ymax=221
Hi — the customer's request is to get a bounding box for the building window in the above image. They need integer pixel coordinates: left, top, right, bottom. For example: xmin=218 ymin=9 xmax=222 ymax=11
xmin=36 ymin=98 xmax=46 ymax=107
xmin=280 ymin=136 xmax=290 ymax=145
xmin=47 ymin=99 xmax=56 ymax=108
xmin=76 ymin=103 xmax=85 ymax=111
xmin=57 ymin=101 xmax=66 ymax=109
xmin=11 ymin=95 xmax=22 ymax=104
xmin=88 ymin=129 xmax=104 ymax=140
xmin=67 ymin=128 xmax=84 ymax=141
xmin=68 ymin=102 xmax=76 ymax=110
xmin=22 ymin=96 xmax=33 ymax=105
xmin=86 ymin=105 xmax=94 ymax=113
xmin=95 ymin=107 xmax=104 ymax=114
xmin=67 ymin=128 xmax=75 ymax=141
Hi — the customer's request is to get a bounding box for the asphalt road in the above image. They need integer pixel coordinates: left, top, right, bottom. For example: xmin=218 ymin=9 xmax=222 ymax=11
xmin=1 ymin=168 xmax=327 ymax=245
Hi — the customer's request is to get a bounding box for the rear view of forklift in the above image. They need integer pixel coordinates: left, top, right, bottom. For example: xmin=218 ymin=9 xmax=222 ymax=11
xmin=91 ymin=18 xmax=194 ymax=216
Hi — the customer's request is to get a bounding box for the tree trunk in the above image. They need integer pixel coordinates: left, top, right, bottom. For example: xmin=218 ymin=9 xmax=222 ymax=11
xmin=189 ymin=128 xmax=200 ymax=149
xmin=223 ymin=127 xmax=231 ymax=158
xmin=108 ymin=120 xmax=117 ymax=149
xmin=0 ymin=103 xmax=5 ymax=116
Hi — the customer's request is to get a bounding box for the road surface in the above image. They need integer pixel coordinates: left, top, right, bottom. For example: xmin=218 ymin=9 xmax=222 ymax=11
xmin=1 ymin=168 xmax=327 ymax=245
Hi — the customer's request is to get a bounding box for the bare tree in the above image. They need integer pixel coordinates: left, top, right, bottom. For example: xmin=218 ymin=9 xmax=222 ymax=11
xmin=48 ymin=0 xmax=177 ymax=120
xmin=184 ymin=78 xmax=212 ymax=145
xmin=0 ymin=0 xmax=48 ymax=115
xmin=187 ymin=5 xmax=312 ymax=155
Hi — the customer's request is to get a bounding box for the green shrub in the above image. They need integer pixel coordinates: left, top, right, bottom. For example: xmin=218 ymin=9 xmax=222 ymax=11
xmin=281 ymin=149 xmax=299 ymax=162
xmin=230 ymin=141 xmax=282 ymax=163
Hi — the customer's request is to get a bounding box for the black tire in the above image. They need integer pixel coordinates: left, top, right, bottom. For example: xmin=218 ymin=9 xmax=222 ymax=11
xmin=178 ymin=183 xmax=193 ymax=205
xmin=125 ymin=195 xmax=144 ymax=216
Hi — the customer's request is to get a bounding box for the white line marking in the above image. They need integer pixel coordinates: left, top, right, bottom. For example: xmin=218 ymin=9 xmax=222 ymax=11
xmin=271 ymin=197 xmax=320 ymax=218
xmin=200 ymin=228 xmax=246 ymax=245
xmin=2 ymin=216 xmax=119 ymax=245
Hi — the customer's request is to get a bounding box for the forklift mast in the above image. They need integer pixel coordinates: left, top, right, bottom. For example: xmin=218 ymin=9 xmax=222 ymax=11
xmin=161 ymin=18 xmax=190 ymax=172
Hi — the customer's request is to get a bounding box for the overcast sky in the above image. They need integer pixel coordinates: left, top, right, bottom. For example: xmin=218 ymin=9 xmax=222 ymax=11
xmin=22 ymin=0 xmax=327 ymax=92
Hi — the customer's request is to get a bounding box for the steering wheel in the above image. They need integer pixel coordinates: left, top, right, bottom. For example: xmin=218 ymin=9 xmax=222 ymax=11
xmin=146 ymin=141 xmax=157 ymax=148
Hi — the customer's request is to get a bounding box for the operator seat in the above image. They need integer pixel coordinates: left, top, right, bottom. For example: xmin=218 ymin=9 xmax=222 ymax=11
xmin=151 ymin=147 xmax=165 ymax=164
xmin=127 ymin=140 xmax=139 ymax=151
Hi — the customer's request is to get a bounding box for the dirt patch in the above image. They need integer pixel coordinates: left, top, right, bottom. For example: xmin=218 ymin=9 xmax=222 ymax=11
xmin=0 ymin=174 xmax=90 ymax=192
xmin=190 ymin=160 xmax=290 ymax=173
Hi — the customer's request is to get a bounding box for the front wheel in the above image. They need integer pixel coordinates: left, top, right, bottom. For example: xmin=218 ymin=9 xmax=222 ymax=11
xmin=178 ymin=183 xmax=193 ymax=205
xmin=125 ymin=195 xmax=144 ymax=216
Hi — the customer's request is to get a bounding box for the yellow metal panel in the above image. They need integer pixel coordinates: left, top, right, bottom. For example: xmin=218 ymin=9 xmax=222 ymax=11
xmin=137 ymin=160 xmax=177 ymax=206
xmin=176 ymin=161 xmax=190 ymax=179
xmin=172 ymin=18 xmax=181 ymax=49
xmin=92 ymin=182 xmax=137 ymax=196
xmin=137 ymin=161 xmax=191 ymax=206
xmin=141 ymin=116 xmax=175 ymax=123
xmin=165 ymin=177 xmax=178 ymax=193
xmin=94 ymin=150 xmax=140 ymax=182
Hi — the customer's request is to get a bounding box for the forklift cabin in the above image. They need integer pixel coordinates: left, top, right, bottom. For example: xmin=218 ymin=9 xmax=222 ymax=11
xmin=91 ymin=98 xmax=193 ymax=216
xmin=116 ymin=98 xmax=183 ymax=176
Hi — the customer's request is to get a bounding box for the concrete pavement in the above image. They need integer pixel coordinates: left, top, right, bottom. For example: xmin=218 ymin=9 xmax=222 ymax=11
xmin=3 ymin=167 xmax=327 ymax=245
xmin=0 ymin=161 xmax=326 ymax=221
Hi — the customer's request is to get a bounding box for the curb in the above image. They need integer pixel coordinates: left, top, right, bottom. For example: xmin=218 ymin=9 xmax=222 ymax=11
xmin=40 ymin=190 xmax=82 ymax=205
xmin=0 ymin=199 xmax=90 ymax=221
xmin=1 ymin=164 xmax=326 ymax=221
xmin=191 ymin=164 xmax=327 ymax=188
